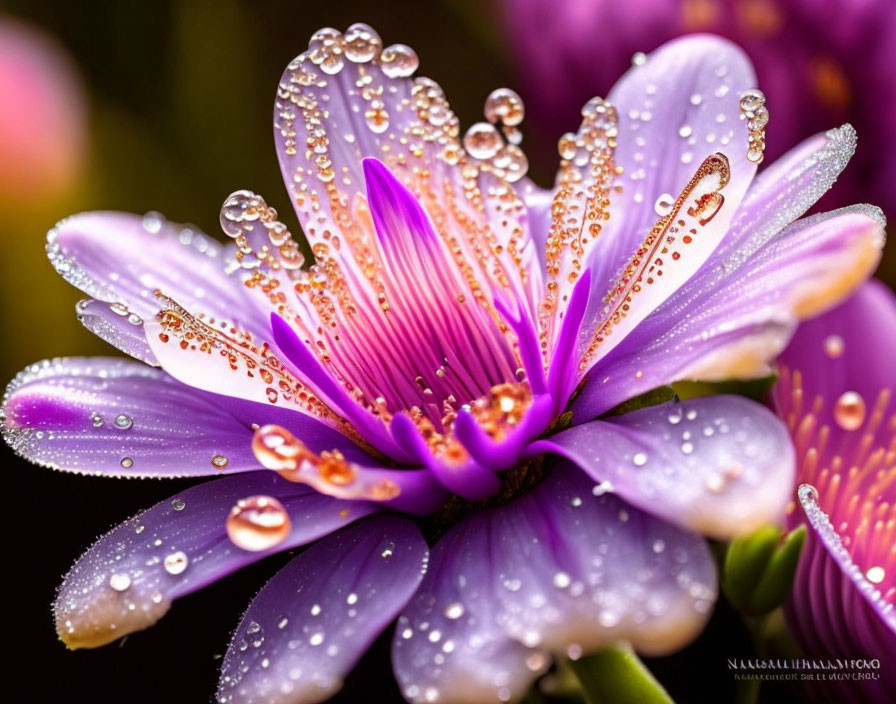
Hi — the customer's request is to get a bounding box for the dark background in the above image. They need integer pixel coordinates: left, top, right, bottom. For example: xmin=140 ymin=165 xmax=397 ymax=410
xmin=0 ymin=1 xmax=888 ymax=702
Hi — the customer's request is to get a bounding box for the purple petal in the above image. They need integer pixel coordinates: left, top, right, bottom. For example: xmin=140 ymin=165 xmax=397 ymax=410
xmin=47 ymin=211 xmax=269 ymax=347
xmin=218 ymin=515 xmax=427 ymax=704
xmin=76 ymin=298 xmax=158 ymax=365
xmin=574 ymin=205 xmax=885 ymax=418
xmin=55 ymin=472 xmax=378 ymax=649
xmin=773 ymin=282 xmax=896 ymax=702
xmin=392 ymin=466 xmax=716 ymax=703
xmin=588 ymin=35 xmax=758 ymax=305
xmin=716 ymin=125 xmax=857 ymax=268
xmin=776 ymin=279 xmax=896 ymax=452
xmin=536 ymin=396 xmax=794 ymax=539
xmin=2 ymin=357 xmax=360 ymax=477
xmin=786 ymin=486 xmax=896 ymax=703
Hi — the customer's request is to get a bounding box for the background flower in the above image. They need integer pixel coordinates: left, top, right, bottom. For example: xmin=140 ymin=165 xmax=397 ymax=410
xmin=498 ymin=0 xmax=896 ymax=271
xmin=773 ymin=280 xmax=895 ymax=703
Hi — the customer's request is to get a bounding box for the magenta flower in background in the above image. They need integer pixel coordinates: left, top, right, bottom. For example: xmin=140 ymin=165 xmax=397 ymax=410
xmin=0 ymin=15 xmax=86 ymax=204
xmin=500 ymin=0 xmax=896 ymax=220
xmin=773 ymin=280 xmax=895 ymax=702
xmin=1 ymin=21 xmax=886 ymax=704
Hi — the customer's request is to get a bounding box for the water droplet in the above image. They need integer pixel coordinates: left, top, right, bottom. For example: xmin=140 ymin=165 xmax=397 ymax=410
xmin=252 ymin=425 xmax=304 ymax=473
xmin=309 ymin=631 xmax=325 ymax=646
xmin=739 ymin=89 xmax=765 ymax=113
xmin=443 ymin=602 xmax=465 ymax=620
xmin=463 ymin=122 xmax=503 ymax=160
xmin=381 ymin=541 xmax=395 ymax=559
xmin=678 ymin=125 xmax=692 ymax=138
xmin=866 ymin=566 xmax=885 ymax=584
xmin=823 ymin=334 xmax=845 ymax=359
xmin=553 ymin=571 xmax=571 ymax=589
xmin=163 ymin=550 xmax=189 ymax=575
xmin=211 ymin=454 xmax=229 ymax=469
xmin=592 ymin=480 xmax=613 ymax=496
xmin=557 ymin=132 xmax=578 ymax=160
xmin=379 ymin=43 xmax=418 ymax=78
xmin=114 ymin=414 xmax=133 ymax=430
xmin=142 ymin=211 xmax=163 ymax=234
xmin=834 ymin=391 xmax=866 ymax=431
xmin=343 ymin=23 xmax=381 ymax=63
xmin=652 ymin=540 xmax=666 ymax=553
xmin=120 ymin=457 xmax=134 ymax=469
xmin=109 ymin=573 xmax=131 ymax=592
xmin=484 ymin=88 xmax=524 ymax=126
xmin=631 ymin=52 xmax=647 ymax=66
xmin=654 ymin=193 xmax=674 ymax=216
xmin=226 ymin=495 xmax=291 ymax=552
xmin=90 ymin=412 xmax=104 ymax=428
xmin=689 ymin=93 xmax=703 ymax=106
xmin=171 ymin=498 xmax=186 ymax=512
xmin=632 ymin=452 xmax=648 ymax=466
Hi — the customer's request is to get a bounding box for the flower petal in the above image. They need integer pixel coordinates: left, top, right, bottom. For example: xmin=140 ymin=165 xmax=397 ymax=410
xmin=218 ymin=515 xmax=427 ymax=704
xmin=786 ymin=486 xmax=896 ymax=703
xmin=55 ymin=472 xmax=377 ymax=649
xmin=568 ymin=35 xmax=761 ymax=369
xmin=535 ymin=396 xmax=795 ymax=539
xmin=48 ymin=211 xmax=269 ymax=345
xmin=2 ymin=357 xmax=357 ymax=477
xmin=574 ymin=205 xmax=885 ymax=418
xmin=75 ymin=298 xmax=158 ymax=365
xmin=600 ymin=34 xmax=758 ymax=279
xmin=392 ymin=465 xmax=716 ymax=703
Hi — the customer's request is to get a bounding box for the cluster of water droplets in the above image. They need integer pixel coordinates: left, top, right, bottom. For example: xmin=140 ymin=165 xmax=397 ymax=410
xmin=461 ymin=88 xmax=528 ymax=182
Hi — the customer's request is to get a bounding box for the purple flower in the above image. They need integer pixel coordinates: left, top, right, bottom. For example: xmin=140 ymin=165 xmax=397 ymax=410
xmin=773 ymin=280 xmax=895 ymax=702
xmin=2 ymin=23 xmax=885 ymax=704
xmin=500 ymin=0 xmax=896 ymax=219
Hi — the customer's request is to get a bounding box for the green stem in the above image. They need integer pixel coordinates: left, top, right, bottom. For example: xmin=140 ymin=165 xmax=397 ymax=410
xmin=567 ymin=643 xmax=674 ymax=704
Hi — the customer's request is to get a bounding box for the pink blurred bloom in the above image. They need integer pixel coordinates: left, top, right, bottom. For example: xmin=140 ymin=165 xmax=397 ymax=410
xmin=773 ymin=280 xmax=895 ymax=702
xmin=0 ymin=15 xmax=86 ymax=203
xmin=500 ymin=0 xmax=896 ymax=217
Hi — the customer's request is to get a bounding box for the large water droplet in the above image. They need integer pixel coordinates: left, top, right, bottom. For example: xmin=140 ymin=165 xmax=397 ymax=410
xmin=654 ymin=193 xmax=674 ymax=216
xmin=343 ymin=23 xmax=381 ymax=63
xmin=834 ymin=391 xmax=866 ymax=430
xmin=484 ymin=88 xmax=524 ymax=126
xmin=823 ymin=334 xmax=844 ymax=359
xmin=164 ymin=550 xmax=189 ymax=575
xmin=109 ymin=573 xmax=131 ymax=592
xmin=379 ymin=44 xmax=418 ymax=78
xmin=114 ymin=414 xmax=133 ymax=430
xmin=226 ymin=495 xmax=291 ymax=551
xmin=463 ymin=122 xmax=503 ymax=160
xmin=253 ymin=425 xmax=304 ymax=472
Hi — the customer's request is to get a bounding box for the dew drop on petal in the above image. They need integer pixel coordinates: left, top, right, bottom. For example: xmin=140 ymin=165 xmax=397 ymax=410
xmin=163 ymin=550 xmax=189 ymax=575
xmin=866 ymin=566 xmax=885 ymax=584
xmin=226 ymin=495 xmax=291 ymax=551
xmin=463 ymin=122 xmax=503 ymax=160
xmin=109 ymin=573 xmax=131 ymax=592
xmin=120 ymin=457 xmax=134 ymax=469
xmin=484 ymin=88 xmax=524 ymax=126
xmin=171 ymin=497 xmax=186 ymax=512
xmin=823 ymin=334 xmax=845 ymax=359
xmin=379 ymin=43 xmax=418 ymax=78
xmin=443 ymin=602 xmax=465 ymax=620
xmin=114 ymin=414 xmax=133 ymax=430
xmin=631 ymin=52 xmax=647 ymax=66
xmin=834 ymin=391 xmax=866 ymax=430
xmin=632 ymin=452 xmax=648 ymax=466
xmin=654 ymin=193 xmax=674 ymax=216
xmin=211 ymin=454 xmax=229 ymax=469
